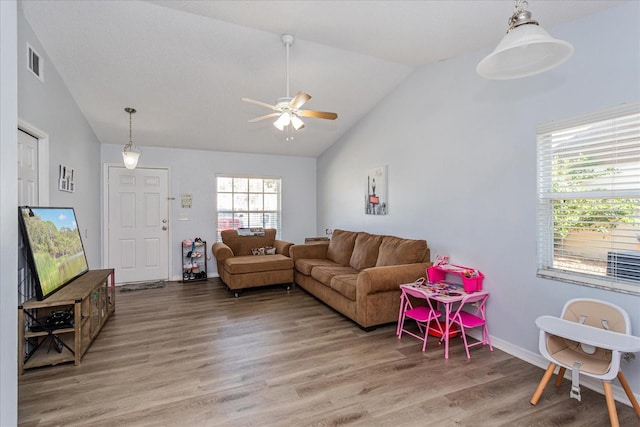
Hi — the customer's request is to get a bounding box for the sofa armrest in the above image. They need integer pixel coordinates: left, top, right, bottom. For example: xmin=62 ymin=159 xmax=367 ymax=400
xmin=212 ymin=242 xmax=234 ymax=262
xmin=289 ymin=243 xmax=329 ymax=261
xmin=274 ymin=240 xmax=294 ymax=257
xmin=357 ymin=263 xmax=430 ymax=295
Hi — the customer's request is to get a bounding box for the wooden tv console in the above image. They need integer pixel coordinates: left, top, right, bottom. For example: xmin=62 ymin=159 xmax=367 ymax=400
xmin=18 ymin=269 xmax=115 ymax=374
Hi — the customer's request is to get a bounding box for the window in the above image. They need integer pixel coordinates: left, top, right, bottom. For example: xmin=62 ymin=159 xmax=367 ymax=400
xmin=216 ymin=175 xmax=281 ymax=241
xmin=537 ymin=104 xmax=640 ymax=294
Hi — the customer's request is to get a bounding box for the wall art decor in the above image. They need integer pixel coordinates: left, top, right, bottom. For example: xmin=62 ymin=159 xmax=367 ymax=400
xmin=58 ymin=164 xmax=75 ymax=192
xmin=365 ymin=166 xmax=387 ymax=215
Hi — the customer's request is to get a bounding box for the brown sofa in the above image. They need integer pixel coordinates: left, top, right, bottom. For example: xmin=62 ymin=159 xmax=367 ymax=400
xmin=211 ymin=229 xmax=294 ymax=297
xmin=290 ymin=229 xmax=431 ymax=329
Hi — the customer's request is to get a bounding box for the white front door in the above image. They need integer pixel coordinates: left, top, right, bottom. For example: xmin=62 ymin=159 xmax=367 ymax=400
xmin=107 ymin=166 xmax=169 ymax=284
xmin=17 ymin=129 xmax=38 ymax=206
xmin=18 ymin=129 xmax=40 ymax=302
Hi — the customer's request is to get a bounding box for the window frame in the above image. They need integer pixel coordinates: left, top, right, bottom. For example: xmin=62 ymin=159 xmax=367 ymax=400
xmin=215 ymin=174 xmax=282 ymax=241
xmin=536 ymin=104 xmax=640 ymax=295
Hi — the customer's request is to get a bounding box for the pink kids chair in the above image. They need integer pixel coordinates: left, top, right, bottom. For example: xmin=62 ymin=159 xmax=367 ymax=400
xmin=397 ymin=285 xmax=442 ymax=352
xmin=447 ymin=293 xmax=492 ymax=359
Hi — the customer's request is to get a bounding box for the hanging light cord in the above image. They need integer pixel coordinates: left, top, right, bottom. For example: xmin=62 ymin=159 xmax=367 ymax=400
xmin=124 ymin=107 xmax=136 ymax=150
xmin=127 ymin=110 xmax=133 ymax=147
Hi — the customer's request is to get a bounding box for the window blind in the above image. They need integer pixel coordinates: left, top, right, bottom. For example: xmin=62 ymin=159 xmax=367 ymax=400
xmin=537 ymin=104 xmax=640 ymax=294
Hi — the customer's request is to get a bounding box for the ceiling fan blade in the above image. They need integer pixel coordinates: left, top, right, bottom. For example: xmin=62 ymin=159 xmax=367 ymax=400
xmin=241 ymin=97 xmax=278 ymax=110
xmin=248 ymin=113 xmax=281 ymax=123
xmin=289 ymin=92 xmax=311 ymax=110
xmin=297 ymin=110 xmax=338 ymax=120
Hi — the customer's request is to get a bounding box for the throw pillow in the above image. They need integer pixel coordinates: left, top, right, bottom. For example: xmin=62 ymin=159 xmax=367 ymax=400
xmin=251 ymin=246 xmax=276 ymax=255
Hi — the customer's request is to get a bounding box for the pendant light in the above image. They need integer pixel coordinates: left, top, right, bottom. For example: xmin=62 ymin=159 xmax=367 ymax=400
xmin=122 ymin=107 xmax=141 ymax=169
xmin=477 ymin=0 xmax=574 ymax=80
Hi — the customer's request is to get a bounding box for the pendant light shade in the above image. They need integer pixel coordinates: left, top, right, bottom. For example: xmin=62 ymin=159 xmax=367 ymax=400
xmin=122 ymin=146 xmax=141 ymax=169
xmin=122 ymin=107 xmax=141 ymax=169
xmin=477 ymin=0 xmax=573 ymax=80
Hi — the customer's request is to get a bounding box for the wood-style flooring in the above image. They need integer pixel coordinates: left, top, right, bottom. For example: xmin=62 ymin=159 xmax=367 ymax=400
xmin=18 ymin=279 xmax=639 ymax=426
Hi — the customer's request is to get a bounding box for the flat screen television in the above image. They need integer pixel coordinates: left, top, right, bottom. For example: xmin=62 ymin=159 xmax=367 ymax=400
xmin=19 ymin=206 xmax=89 ymax=300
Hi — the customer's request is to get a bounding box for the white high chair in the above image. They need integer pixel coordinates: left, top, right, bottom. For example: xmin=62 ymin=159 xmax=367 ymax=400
xmin=530 ymin=298 xmax=640 ymax=427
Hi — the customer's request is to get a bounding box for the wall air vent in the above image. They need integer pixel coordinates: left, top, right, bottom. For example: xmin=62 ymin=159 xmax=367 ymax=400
xmin=27 ymin=43 xmax=44 ymax=82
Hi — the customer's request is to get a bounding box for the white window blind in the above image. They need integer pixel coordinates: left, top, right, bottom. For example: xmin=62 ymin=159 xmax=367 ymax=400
xmin=216 ymin=175 xmax=282 ymax=241
xmin=537 ymin=104 xmax=640 ymax=294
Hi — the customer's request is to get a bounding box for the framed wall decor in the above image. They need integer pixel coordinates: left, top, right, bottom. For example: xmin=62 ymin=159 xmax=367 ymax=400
xmin=58 ymin=164 xmax=75 ymax=192
xmin=365 ymin=166 xmax=387 ymax=215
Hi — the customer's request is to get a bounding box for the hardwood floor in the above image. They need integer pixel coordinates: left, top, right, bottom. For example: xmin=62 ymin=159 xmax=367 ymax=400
xmin=18 ymin=279 xmax=638 ymax=426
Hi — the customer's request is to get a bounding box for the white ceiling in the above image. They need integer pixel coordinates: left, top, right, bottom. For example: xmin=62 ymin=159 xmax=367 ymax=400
xmin=20 ymin=0 xmax=625 ymax=157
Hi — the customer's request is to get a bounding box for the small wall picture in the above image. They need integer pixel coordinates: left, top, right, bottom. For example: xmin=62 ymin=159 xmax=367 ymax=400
xmin=181 ymin=193 xmax=192 ymax=209
xmin=58 ymin=164 xmax=75 ymax=193
xmin=365 ymin=166 xmax=387 ymax=215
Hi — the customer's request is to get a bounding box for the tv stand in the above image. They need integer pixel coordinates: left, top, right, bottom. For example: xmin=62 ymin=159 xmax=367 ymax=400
xmin=18 ymin=269 xmax=115 ymax=373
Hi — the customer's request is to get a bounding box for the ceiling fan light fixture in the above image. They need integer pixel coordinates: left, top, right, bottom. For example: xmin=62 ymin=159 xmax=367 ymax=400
xmin=290 ymin=114 xmax=305 ymax=130
xmin=242 ymin=34 xmax=337 ymax=135
xmin=477 ymin=0 xmax=573 ymax=80
xmin=273 ymin=111 xmax=291 ymax=131
xmin=122 ymin=107 xmax=141 ymax=169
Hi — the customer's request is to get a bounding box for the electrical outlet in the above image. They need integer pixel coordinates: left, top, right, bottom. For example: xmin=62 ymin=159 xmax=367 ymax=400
xmin=325 ymin=228 xmax=333 ymax=235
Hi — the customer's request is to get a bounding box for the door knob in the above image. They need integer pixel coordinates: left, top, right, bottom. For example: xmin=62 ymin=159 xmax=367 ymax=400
xmin=162 ymin=226 xmax=167 ymax=231
xmin=162 ymin=219 xmax=167 ymax=223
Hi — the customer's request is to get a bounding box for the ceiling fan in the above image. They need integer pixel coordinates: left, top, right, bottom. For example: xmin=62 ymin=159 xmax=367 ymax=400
xmin=242 ymin=34 xmax=338 ymax=138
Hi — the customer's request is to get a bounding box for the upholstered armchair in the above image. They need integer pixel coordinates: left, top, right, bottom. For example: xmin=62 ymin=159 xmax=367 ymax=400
xmin=211 ymin=229 xmax=294 ymax=297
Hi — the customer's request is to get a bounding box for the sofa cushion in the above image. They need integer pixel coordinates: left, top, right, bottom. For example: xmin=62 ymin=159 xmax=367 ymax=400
xmin=376 ymin=235 xmax=428 ymax=266
xmin=311 ymin=264 xmax=359 ymax=286
xmin=349 ymin=232 xmax=382 ymax=271
xmin=330 ymin=275 xmax=357 ymax=301
xmin=295 ymin=258 xmax=339 ymax=276
xmin=326 ymin=229 xmax=358 ymax=265
xmin=224 ymin=254 xmax=293 ymax=274
xmin=221 ymin=229 xmax=276 ymax=256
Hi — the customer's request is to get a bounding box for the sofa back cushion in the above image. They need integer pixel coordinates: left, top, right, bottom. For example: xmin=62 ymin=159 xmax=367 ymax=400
xmin=349 ymin=232 xmax=382 ymax=270
xmin=326 ymin=229 xmax=358 ymax=265
xmin=221 ymin=229 xmax=276 ymax=256
xmin=376 ymin=235 xmax=428 ymax=266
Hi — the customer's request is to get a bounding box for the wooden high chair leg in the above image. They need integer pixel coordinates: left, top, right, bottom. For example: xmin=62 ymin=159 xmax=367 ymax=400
xmin=617 ymin=372 xmax=640 ymax=418
xmin=555 ymin=367 xmax=566 ymax=387
xmin=530 ymin=362 xmax=556 ymax=405
xmin=602 ymin=381 xmax=619 ymax=427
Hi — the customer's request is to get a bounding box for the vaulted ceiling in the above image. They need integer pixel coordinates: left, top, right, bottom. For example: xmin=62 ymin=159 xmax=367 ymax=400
xmin=20 ymin=0 xmax=624 ymax=157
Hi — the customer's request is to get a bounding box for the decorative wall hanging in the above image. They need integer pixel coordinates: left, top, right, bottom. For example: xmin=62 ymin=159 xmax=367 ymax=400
xmin=365 ymin=166 xmax=387 ymax=215
xmin=58 ymin=164 xmax=75 ymax=192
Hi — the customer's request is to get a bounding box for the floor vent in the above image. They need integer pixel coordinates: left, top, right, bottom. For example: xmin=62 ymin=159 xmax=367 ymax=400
xmin=27 ymin=43 xmax=44 ymax=82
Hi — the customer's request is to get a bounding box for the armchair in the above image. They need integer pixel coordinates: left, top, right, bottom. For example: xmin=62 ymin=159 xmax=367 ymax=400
xmin=211 ymin=229 xmax=294 ymax=297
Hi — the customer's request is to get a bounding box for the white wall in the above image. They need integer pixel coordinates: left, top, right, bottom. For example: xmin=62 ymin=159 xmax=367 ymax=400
xmin=17 ymin=8 xmax=102 ymax=268
xmin=317 ymin=1 xmax=640 ymax=396
xmin=101 ymin=144 xmax=317 ymax=280
xmin=0 ymin=2 xmax=18 ymax=424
